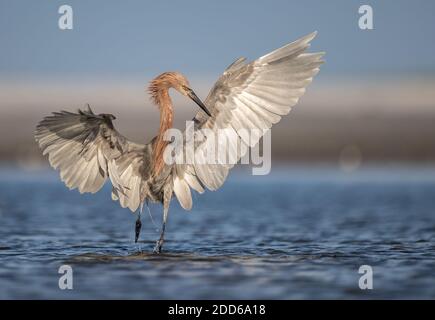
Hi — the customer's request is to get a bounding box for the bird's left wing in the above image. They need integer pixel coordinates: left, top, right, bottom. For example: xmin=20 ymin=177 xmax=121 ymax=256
xmin=35 ymin=104 xmax=152 ymax=212
xmin=172 ymin=32 xmax=324 ymax=210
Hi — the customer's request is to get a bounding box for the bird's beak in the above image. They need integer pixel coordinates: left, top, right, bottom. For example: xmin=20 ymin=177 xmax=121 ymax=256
xmin=187 ymin=88 xmax=212 ymax=117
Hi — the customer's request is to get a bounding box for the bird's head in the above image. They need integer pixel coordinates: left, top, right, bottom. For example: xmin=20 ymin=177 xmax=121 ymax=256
xmin=148 ymin=72 xmax=212 ymax=116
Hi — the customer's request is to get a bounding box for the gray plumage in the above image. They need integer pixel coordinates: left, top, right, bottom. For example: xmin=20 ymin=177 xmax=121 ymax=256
xmin=174 ymin=31 xmax=324 ymax=208
xmin=35 ymin=32 xmax=324 ymax=252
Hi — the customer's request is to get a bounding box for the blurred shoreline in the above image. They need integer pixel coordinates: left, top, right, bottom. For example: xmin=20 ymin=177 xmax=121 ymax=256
xmin=1 ymin=76 xmax=434 ymax=167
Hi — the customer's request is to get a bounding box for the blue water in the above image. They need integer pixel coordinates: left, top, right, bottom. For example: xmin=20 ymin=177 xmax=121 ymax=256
xmin=0 ymin=167 xmax=435 ymax=299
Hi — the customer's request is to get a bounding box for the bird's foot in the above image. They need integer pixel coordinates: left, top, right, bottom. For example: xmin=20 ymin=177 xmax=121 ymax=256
xmin=153 ymin=238 xmax=164 ymax=254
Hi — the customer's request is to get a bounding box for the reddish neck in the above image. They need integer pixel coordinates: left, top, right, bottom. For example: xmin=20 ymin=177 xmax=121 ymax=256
xmin=153 ymin=89 xmax=174 ymax=177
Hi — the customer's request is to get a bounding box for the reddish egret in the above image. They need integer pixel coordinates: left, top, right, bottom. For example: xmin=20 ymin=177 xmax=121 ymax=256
xmin=35 ymin=32 xmax=324 ymax=252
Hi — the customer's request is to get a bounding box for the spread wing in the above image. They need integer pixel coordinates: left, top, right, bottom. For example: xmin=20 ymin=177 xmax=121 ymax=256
xmin=173 ymin=32 xmax=324 ymax=210
xmin=35 ymin=104 xmax=152 ymax=212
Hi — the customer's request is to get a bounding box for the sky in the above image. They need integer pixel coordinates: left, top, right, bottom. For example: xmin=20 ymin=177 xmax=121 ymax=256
xmin=1 ymin=0 xmax=435 ymax=81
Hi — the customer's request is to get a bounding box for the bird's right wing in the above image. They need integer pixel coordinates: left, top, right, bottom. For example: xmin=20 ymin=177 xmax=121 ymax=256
xmin=35 ymin=105 xmax=152 ymax=212
xmin=173 ymin=32 xmax=323 ymax=210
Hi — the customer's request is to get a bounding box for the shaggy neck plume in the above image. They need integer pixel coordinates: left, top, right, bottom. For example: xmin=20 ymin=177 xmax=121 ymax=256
xmin=149 ymin=84 xmax=174 ymax=177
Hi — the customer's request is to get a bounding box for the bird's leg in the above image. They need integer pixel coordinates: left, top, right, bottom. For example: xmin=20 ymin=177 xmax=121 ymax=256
xmin=153 ymin=206 xmax=169 ymax=254
xmin=135 ymin=212 xmax=142 ymax=243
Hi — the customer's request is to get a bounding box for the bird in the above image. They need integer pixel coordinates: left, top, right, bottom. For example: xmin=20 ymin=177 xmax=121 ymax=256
xmin=35 ymin=32 xmax=324 ymax=253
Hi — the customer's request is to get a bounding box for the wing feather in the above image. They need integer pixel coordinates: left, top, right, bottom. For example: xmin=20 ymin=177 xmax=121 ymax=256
xmin=35 ymin=105 xmax=151 ymax=211
xmin=174 ymin=32 xmax=324 ymax=208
